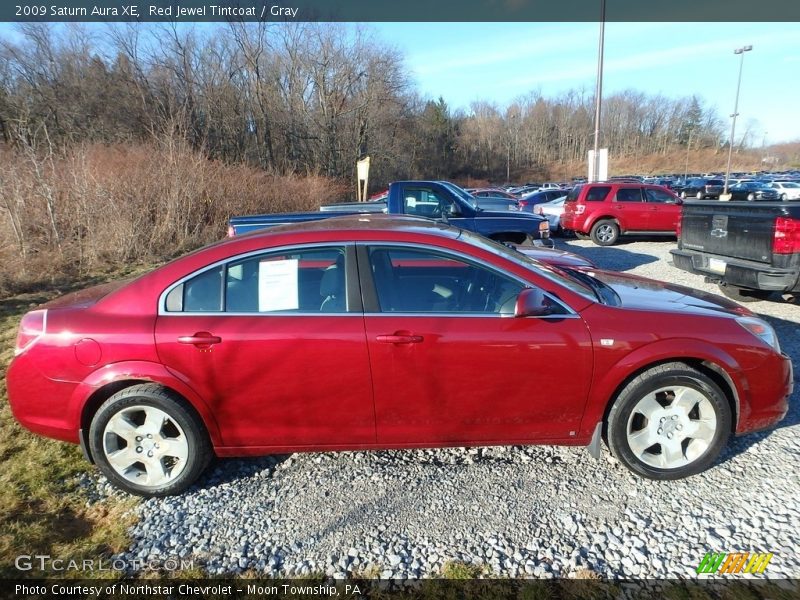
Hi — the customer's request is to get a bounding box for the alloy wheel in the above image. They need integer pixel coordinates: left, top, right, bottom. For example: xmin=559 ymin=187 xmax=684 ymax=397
xmin=625 ymin=385 xmax=717 ymax=469
xmin=102 ymin=405 xmax=189 ymax=487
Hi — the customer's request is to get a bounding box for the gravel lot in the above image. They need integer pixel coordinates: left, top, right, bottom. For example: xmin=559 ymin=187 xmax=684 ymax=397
xmin=104 ymin=238 xmax=799 ymax=579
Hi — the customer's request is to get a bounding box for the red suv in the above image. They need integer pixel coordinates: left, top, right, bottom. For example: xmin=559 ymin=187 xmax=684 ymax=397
xmin=561 ymin=183 xmax=682 ymax=246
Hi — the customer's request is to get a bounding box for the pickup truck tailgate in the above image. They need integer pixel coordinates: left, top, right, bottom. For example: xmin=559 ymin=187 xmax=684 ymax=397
xmin=680 ymin=202 xmax=780 ymax=264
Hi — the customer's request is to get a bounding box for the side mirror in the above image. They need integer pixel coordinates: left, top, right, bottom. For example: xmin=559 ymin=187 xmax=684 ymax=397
xmin=514 ymin=288 xmax=552 ymax=317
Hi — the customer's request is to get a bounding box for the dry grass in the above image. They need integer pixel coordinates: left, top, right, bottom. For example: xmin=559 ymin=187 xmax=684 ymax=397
xmin=439 ymin=560 xmax=488 ymax=579
xmin=0 ymin=139 xmax=348 ymax=296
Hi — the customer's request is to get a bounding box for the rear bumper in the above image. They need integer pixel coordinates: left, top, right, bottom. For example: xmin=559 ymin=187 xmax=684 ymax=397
xmin=560 ymin=214 xmax=582 ymax=233
xmin=6 ymin=353 xmax=80 ymax=444
xmin=671 ymin=248 xmax=800 ymax=292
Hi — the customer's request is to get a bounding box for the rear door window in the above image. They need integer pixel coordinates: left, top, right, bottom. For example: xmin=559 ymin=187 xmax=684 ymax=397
xmin=165 ymin=246 xmax=348 ymax=313
xmin=615 ymin=188 xmax=644 ymax=202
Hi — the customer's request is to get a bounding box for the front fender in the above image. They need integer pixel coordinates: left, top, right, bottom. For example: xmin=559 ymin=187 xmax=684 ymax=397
xmin=579 ymin=338 xmax=744 ymax=438
xmin=68 ymin=360 xmax=223 ymax=446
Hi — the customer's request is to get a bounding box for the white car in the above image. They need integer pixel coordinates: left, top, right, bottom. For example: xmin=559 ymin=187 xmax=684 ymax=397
xmin=768 ymin=181 xmax=800 ymax=201
xmin=538 ymin=182 xmax=563 ymax=191
xmin=535 ymin=195 xmax=567 ymax=233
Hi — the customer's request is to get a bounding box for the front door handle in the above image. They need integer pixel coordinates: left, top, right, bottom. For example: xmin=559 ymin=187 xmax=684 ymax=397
xmin=376 ymin=333 xmax=424 ymax=344
xmin=178 ymin=332 xmax=222 ymax=346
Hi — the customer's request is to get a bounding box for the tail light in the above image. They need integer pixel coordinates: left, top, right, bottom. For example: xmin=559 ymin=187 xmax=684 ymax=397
xmin=226 ymin=225 xmax=236 ymax=238
xmin=773 ymin=217 xmax=800 ymax=254
xmin=15 ymin=309 xmax=47 ymax=356
xmin=574 ymin=204 xmax=586 ymax=215
xmin=518 ymin=200 xmax=528 ymax=209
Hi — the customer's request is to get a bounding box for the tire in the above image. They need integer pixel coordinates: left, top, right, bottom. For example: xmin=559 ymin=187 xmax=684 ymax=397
xmin=781 ymin=193 xmax=787 ymax=201
xmin=607 ymin=362 xmax=731 ymax=480
xmin=747 ymin=193 xmax=755 ymax=201
xmin=680 ymin=191 xmax=687 ymax=199
xmin=718 ymin=283 xmax=773 ymax=303
xmin=590 ymin=219 xmax=619 ymax=246
xmin=89 ymin=384 xmax=212 ymax=497
xmin=696 ymin=191 xmax=703 ymax=200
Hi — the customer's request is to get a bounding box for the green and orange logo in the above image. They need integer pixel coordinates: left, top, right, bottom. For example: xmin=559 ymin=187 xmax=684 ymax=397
xmin=696 ymin=552 xmax=773 ymax=574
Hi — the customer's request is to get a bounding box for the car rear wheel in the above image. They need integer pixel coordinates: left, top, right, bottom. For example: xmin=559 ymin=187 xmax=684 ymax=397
xmin=680 ymin=191 xmax=687 ymax=199
xmin=747 ymin=193 xmax=755 ymax=201
xmin=780 ymin=193 xmax=787 ymax=201
xmin=590 ymin=220 xmax=619 ymax=246
xmin=607 ymin=363 xmax=731 ymax=479
xmin=696 ymin=191 xmax=703 ymax=199
xmin=718 ymin=283 xmax=773 ymax=302
xmin=89 ymin=384 xmax=212 ymax=497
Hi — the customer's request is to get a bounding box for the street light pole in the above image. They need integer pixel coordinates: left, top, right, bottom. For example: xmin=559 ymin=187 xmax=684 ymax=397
xmin=591 ymin=0 xmax=606 ymax=182
xmin=723 ymin=45 xmax=752 ymax=196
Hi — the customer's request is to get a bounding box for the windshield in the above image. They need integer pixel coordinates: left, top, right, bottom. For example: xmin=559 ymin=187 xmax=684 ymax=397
xmin=454 ymin=229 xmax=598 ymax=303
xmin=440 ymin=181 xmax=479 ymax=207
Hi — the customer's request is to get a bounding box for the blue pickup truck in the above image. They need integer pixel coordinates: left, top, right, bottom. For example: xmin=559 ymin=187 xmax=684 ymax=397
xmin=228 ymin=180 xmax=553 ymax=246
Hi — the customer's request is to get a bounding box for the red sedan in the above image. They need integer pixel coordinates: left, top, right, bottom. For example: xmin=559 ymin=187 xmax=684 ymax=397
xmin=7 ymin=216 xmax=791 ymax=496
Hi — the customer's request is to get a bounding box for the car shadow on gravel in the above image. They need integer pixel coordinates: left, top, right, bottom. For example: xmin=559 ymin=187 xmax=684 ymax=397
xmin=192 ymin=455 xmax=291 ymax=489
xmin=555 ymin=240 xmax=659 ymax=272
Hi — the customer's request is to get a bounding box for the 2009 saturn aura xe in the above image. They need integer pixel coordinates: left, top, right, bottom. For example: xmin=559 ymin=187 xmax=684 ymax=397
xmin=7 ymin=215 xmax=792 ymax=496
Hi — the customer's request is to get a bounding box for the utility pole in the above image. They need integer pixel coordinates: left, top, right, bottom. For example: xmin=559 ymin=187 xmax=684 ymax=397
xmin=723 ymin=45 xmax=752 ymax=196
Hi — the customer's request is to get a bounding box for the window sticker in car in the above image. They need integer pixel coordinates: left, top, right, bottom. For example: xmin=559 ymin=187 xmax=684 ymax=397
xmin=258 ymin=258 xmax=299 ymax=312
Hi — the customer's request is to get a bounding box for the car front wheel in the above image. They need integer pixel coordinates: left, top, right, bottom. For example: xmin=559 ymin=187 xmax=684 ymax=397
xmin=696 ymin=191 xmax=704 ymax=199
xmin=607 ymin=363 xmax=731 ymax=479
xmin=590 ymin=219 xmax=619 ymax=246
xmin=89 ymin=384 xmax=212 ymax=497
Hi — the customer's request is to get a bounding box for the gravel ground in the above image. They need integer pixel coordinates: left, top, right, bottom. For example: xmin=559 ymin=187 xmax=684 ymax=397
xmin=100 ymin=237 xmax=798 ymax=579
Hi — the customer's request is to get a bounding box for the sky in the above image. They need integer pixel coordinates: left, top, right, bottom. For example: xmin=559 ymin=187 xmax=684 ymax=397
xmin=1 ymin=20 xmax=797 ymax=144
xmin=373 ymin=22 xmax=800 ymax=144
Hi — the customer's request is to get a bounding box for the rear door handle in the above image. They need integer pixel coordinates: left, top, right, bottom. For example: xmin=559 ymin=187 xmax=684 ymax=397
xmin=376 ymin=333 xmax=424 ymax=344
xmin=178 ymin=332 xmax=222 ymax=346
